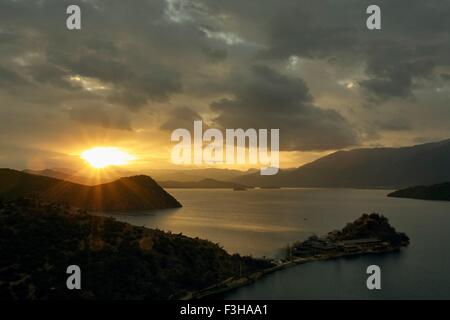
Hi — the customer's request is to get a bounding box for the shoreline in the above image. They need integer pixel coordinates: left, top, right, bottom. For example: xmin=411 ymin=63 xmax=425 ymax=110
xmin=182 ymin=246 xmax=403 ymax=300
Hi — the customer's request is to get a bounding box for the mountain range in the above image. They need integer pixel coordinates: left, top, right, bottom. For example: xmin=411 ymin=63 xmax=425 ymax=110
xmin=0 ymin=169 xmax=181 ymax=212
xmin=232 ymin=139 xmax=450 ymax=188
xmin=23 ymin=168 xmax=253 ymax=190
xmin=15 ymin=138 xmax=450 ymax=190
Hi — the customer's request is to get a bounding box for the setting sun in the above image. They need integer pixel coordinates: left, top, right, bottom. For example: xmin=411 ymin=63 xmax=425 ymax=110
xmin=81 ymin=147 xmax=135 ymax=168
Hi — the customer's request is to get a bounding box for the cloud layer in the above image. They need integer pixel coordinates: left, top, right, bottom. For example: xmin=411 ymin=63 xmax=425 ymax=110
xmin=0 ymin=0 xmax=449 ymax=168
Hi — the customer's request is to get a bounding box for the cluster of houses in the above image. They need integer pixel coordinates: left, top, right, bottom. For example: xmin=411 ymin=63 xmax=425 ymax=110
xmin=292 ymin=235 xmax=391 ymax=258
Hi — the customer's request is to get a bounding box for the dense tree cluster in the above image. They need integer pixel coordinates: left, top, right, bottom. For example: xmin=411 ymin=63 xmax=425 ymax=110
xmin=0 ymin=198 xmax=272 ymax=300
xmin=329 ymin=213 xmax=410 ymax=245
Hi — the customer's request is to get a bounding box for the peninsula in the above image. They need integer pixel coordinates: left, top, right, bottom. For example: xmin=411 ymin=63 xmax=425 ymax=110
xmin=388 ymin=182 xmax=450 ymax=201
xmin=185 ymin=213 xmax=409 ymax=299
xmin=290 ymin=213 xmax=409 ymax=259
xmin=0 ymin=198 xmax=273 ymax=300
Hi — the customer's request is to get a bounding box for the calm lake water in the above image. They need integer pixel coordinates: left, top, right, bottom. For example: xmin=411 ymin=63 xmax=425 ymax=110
xmin=108 ymin=188 xmax=450 ymax=299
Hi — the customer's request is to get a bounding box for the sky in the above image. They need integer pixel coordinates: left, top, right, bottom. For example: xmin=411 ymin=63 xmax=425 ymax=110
xmin=0 ymin=0 xmax=449 ymax=171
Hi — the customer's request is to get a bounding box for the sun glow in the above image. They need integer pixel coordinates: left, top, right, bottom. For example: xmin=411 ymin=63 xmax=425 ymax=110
xmin=81 ymin=147 xmax=135 ymax=168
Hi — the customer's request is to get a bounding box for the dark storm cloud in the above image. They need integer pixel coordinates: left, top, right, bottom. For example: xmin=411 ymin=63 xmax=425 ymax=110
xmin=0 ymin=65 xmax=28 ymax=86
xmin=105 ymin=65 xmax=182 ymax=110
xmin=258 ymin=4 xmax=360 ymax=60
xmin=45 ymin=41 xmax=183 ymax=109
xmin=160 ymin=106 xmax=204 ymax=131
xmin=359 ymin=45 xmax=438 ymax=101
xmin=211 ymin=66 xmax=358 ymax=151
xmin=360 ymin=73 xmax=414 ymax=101
xmin=197 ymin=0 xmax=450 ymax=101
xmin=25 ymin=64 xmax=70 ymax=87
xmin=0 ymin=0 xmax=220 ymax=110
xmin=1 ymin=0 xmax=449 ymax=104
xmin=202 ymin=46 xmax=227 ymax=63
xmin=375 ymin=118 xmax=411 ymax=132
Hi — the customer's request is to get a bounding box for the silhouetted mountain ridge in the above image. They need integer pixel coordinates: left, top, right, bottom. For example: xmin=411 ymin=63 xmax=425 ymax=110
xmin=233 ymin=139 xmax=450 ymax=188
xmin=0 ymin=169 xmax=181 ymax=211
xmin=23 ymin=168 xmax=128 ymax=185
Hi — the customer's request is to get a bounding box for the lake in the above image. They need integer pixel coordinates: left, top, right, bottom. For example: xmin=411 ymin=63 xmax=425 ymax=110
xmin=107 ymin=188 xmax=450 ymax=299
